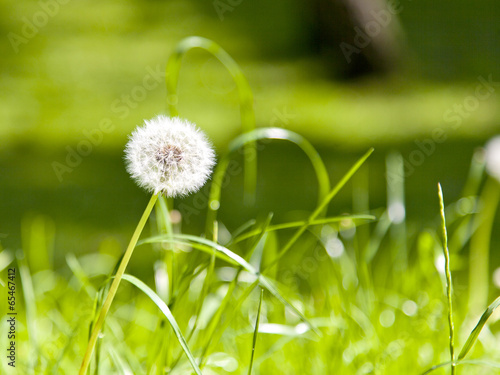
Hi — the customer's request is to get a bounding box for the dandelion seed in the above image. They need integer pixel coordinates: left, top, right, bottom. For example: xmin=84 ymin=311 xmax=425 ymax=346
xmin=125 ymin=115 xmax=216 ymax=197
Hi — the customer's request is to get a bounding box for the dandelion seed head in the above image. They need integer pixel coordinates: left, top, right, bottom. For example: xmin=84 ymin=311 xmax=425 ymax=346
xmin=125 ymin=115 xmax=215 ymax=197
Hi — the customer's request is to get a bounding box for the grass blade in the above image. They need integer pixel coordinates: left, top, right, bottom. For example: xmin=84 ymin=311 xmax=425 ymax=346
xmin=166 ymin=36 xmax=257 ymax=203
xmin=438 ymin=183 xmax=456 ymax=374
xmin=140 ymin=234 xmax=251 ymax=268
xmin=198 ymin=274 xmax=248 ymax=367
xmin=263 ymin=148 xmax=374 ymax=271
xmin=230 ymin=219 xmax=258 ymax=241
xmin=17 ymin=249 xmax=38 ymax=373
xmin=141 ymin=234 xmax=316 ymax=333
xmin=186 ymin=224 xmax=218 ymax=342
xmin=458 ymin=295 xmax=500 ymax=360
xmin=469 ymin=177 xmax=500 ymax=316
xmin=0 ymin=249 xmax=14 ymax=273
xmin=121 ymin=274 xmax=203 ymax=375
xmin=66 ymin=253 xmax=97 ymax=297
xmin=232 ymin=215 xmax=375 ymax=244
xmin=257 ymin=275 xmax=319 ymax=336
xmin=422 ymin=359 xmax=500 ymax=375
xmin=155 ymin=195 xmax=174 ymax=302
xmin=363 ymin=210 xmax=392 ymax=263
xmin=205 ymin=127 xmax=331 ymax=236
xmin=246 ymin=213 xmax=274 ymax=268
xmin=248 ymin=289 xmax=264 ymax=375
xmin=108 ymin=345 xmax=133 ymax=375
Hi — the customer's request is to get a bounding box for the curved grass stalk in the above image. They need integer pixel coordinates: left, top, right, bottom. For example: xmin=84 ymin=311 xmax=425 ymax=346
xmin=166 ymin=36 xmax=257 ymax=203
xmin=140 ymin=233 xmax=317 ymax=334
xmin=79 ymin=194 xmax=158 ymax=375
xmin=205 ymin=127 xmax=331 ymax=237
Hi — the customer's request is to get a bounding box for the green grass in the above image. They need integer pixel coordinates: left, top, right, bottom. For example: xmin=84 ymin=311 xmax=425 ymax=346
xmin=2 ymin=0 xmax=500 ymax=259
xmin=3 ymin=141 xmax=500 ymax=374
xmin=2 ymin=10 xmax=500 ymax=372
xmin=2 ymin=117 xmax=500 ymax=374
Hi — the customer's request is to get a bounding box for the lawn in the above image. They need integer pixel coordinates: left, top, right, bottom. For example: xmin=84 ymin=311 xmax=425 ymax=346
xmin=1 ymin=0 xmax=500 ymax=374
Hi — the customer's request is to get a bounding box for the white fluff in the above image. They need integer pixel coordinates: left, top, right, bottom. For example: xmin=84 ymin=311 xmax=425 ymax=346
xmin=125 ymin=115 xmax=216 ymax=197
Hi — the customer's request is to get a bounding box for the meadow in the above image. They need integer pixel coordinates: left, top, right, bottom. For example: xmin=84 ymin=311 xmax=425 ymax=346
xmin=1 ymin=1 xmax=500 ymax=374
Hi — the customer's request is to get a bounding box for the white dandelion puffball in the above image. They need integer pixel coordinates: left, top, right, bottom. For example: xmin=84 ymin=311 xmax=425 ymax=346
xmin=485 ymin=136 xmax=500 ymax=182
xmin=125 ymin=115 xmax=216 ymax=197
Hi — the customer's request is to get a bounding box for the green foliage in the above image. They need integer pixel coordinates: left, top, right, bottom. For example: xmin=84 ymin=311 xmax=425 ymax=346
xmin=2 ymin=35 xmax=500 ymax=375
xmin=5 ymin=140 xmax=500 ymax=374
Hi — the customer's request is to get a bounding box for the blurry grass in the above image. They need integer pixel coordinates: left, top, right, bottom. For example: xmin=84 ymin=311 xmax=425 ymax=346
xmin=2 ymin=1 xmax=500 ymax=372
xmin=1 ymin=94 xmax=499 ymax=373
xmin=1 ymin=0 xmax=499 ymax=149
xmin=2 ymin=58 xmax=499 ymax=149
xmin=1 ymin=0 xmax=499 ymax=258
xmin=3 ymin=147 xmax=500 ymax=374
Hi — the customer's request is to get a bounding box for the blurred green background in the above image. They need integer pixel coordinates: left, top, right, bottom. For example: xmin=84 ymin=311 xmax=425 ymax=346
xmin=1 ymin=0 xmax=499 ymax=264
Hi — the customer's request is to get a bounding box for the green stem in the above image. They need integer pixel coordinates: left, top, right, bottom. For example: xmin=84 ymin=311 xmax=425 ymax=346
xmin=166 ymin=36 xmax=257 ymax=204
xmin=469 ymin=177 xmax=500 ymax=316
xmin=79 ymin=194 xmax=159 ymax=375
xmin=205 ymin=127 xmax=331 ymax=237
xmin=438 ymin=184 xmax=456 ymax=375
xmin=248 ymin=289 xmax=264 ymax=375
xmin=156 ymin=195 xmax=174 ymax=301
xmin=262 ymin=148 xmax=373 ymax=272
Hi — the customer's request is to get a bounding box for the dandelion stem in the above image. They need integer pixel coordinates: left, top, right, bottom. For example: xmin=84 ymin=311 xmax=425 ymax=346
xmin=438 ymin=183 xmax=456 ymax=375
xmin=79 ymin=194 xmax=159 ymax=375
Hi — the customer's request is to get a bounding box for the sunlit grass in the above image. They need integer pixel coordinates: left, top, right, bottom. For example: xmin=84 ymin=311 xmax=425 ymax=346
xmin=4 ymin=147 xmax=500 ymax=374
xmin=2 ymin=22 xmax=500 ymax=374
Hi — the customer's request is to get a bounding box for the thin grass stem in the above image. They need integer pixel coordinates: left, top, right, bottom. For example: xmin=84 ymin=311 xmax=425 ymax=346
xmin=438 ymin=183 xmax=456 ymax=375
xmin=248 ymin=289 xmax=264 ymax=375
